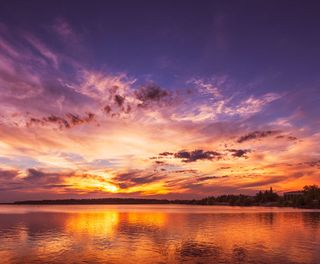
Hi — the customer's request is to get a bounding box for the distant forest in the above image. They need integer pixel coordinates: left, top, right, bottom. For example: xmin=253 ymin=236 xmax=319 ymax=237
xmin=13 ymin=185 xmax=320 ymax=209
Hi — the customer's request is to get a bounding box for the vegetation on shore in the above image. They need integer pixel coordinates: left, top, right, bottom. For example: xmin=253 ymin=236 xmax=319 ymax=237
xmin=13 ymin=185 xmax=320 ymax=209
xmin=189 ymin=185 xmax=320 ymax=208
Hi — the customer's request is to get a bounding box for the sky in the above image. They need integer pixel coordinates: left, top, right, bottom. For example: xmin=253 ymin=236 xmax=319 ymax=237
xmin=0 ymin=0 xmax=319 ymax=202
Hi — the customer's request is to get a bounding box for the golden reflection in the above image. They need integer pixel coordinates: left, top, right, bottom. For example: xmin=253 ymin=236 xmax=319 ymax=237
xmin=126 ymin=212 xmax=167 ymax=227
xmin=64 ymin=211 xmax=119 ymax=236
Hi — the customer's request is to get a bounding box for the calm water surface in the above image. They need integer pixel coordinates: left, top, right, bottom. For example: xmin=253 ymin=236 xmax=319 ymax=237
xmin=0 ymin=205 xmax=319 ymax=264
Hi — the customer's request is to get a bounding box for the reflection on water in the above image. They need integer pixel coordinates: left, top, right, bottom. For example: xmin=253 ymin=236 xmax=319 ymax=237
xmin=0 ymin=205 xmax=319 ymax=263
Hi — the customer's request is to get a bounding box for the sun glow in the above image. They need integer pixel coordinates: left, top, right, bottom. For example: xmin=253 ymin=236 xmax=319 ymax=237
xmin=65 ymin=175 xmax=119 ymax=193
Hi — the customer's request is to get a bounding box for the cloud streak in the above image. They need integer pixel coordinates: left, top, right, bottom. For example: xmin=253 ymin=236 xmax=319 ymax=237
xmin=237 ymin=131 xmax=281 ymax=143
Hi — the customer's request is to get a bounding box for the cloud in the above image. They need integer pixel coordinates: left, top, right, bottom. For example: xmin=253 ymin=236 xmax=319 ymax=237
xmin=24 ymin=35 xmax=59 ymax=69
xmin=114 ymin=171 xmax=164 ymax=189
xmin=26 ymin=112 xmax=95 ymax=129
xmin=157 ymin=148 xmax=253 ymax=162
xmin=171 ymin=169 xmax=198 ymax=174
xmin=275 ymin=135 xmax=298 ymax=141
xmin=196 ymin=175 xmax=228 ymax=182
xmin=190 ymin=78 xmax=221 ymax=97
xmin=25 ymin=168 xmax=64 ymax=184
xmin=114 ymin=94 xmax=125 ymax=107
xmin=0 ymin=51 xmax=43 ymax=99
xmin=227 ymin=149 xmax=251 ymax=158
xmin=159 ymin=152 xmax=174 ymax=156
xmin=237 ymin=130 xmax=280 ymax=143
xmin=230 ymin=93 xmax=281 ymax=117
xmin=42 ymin=115 xmax=70 ymax=129
xmin=174 ymin=149 xmax=221 ymax=163
xmin=135 ymin=84 xmax=169 ymax=106
xmin=75 ymin=70 xmax=136 ymax=101
xmin=297 ymin=160 xmax=320 ymax=168
xmin=154 ymin=160 xmax=165 ymax=164
xmin=217 ymin=166 xmax=231 ymax=170
xmin=0 ymin=168 xmax=72 ymax=192
xmin=239 ymin=173 xmax=304 ymax=188
xmin=173 ymin=77 xmax=282 ymax=123
xmin=0 ymin=169 xmax=18 ymax=180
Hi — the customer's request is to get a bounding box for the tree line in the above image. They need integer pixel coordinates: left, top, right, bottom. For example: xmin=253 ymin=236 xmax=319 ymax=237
xmin=185 ymin=185 xmax=320 ymax=208
xmin=13 ymin=185 xmax=320 ymax=209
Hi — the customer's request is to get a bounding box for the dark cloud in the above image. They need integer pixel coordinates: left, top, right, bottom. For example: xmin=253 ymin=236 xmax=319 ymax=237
xmin=218 ymin=166 xmax=231 ymax=170
xmin=114 ymin=94 xmax=125 ymax=107
xmin=275 ymin=135 xmax=298 ymax=141
xmin=25 ymin=168 xmax=66 ymax=184
xmin=66 ymin=112 xmax=95 ymax=126
xmin=45 ymin=115 xmax=71 ymax=128
xmin=196 ymin=175 xmax=228 ymax=182
xmin=157 ymin=149 xmax=223 ymax=162
xmin=159 ymin=152 xmax=174 ymax=157
xmin=0 ymin=168 xmax=74 ymax=192
xmin=237 ymin=130 xmax=280 ymax=143
xmin=135 ymin=84 xmax=169 ymax=106
xmin=157 ymin=147 xmax=254 ymax=163
xmin=27 ymin=115 xmax=68 ymax=129
xmin=227 ymin=149 xmax=251 ymax=158
xmin=103 ymin=105 xmax=112 ymax=114
xmin=0 ymin=169 xmax=19 ymax=179
xmin=114 ymin=171 xmax=164 ymax=189
xmin=0 ymin=184 xmax=25 ymax=192
xmin=124 ymin=104 xmax=131 ymax=114
xmin=172 ymin=169 xmax=198 ymax=174
xmin=27 ymin=112 xmax=95 ymax=129
xmin=0 ymin=170 xmax=20 ymax=191
xmin=297 ymin=160 xmax=320 ymax=168
xmin=132 ymin=176 xmax=162 ymax=184
xmin=306 ymin=160 xmax=320 ymax=168
xmin=174 ymin=149 xmax=221 ymax=163
xmin=103 ymin=95 xmax=131 ymax=117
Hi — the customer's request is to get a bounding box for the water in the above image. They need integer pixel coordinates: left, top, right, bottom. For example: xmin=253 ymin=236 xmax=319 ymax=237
xmin=0 ymin=205 xmax=319 ymax=264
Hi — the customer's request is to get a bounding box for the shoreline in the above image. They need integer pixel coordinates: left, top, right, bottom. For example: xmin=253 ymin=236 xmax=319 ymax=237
xmin=1 ymin=201 xmax=318 ymax=210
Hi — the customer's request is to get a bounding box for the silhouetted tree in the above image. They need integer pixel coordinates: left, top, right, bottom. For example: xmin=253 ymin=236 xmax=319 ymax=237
xmin=303 ymin=185 xmax=320 ymax=208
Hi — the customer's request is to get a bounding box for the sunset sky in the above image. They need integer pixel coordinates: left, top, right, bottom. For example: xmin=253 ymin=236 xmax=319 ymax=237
xmin=0 ymin=0 xmax=319 ymax=202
